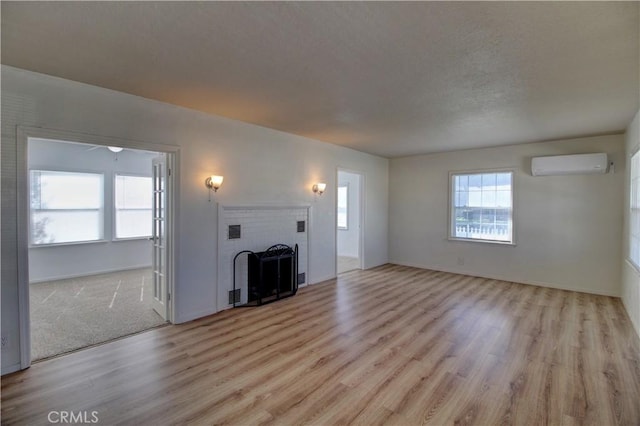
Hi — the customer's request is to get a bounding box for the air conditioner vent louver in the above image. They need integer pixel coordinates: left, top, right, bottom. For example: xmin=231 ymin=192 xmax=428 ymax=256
xmin=531 ymin=153 xmax=608 ymax=176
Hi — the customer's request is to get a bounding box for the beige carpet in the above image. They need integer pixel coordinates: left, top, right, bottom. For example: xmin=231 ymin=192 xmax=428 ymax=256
xmin=30 ymin=268 xmax=166 ymax=361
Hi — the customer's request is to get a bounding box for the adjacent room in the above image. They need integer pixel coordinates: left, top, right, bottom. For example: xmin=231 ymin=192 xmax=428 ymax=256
xmin=1 ymin=2 xmax=639 ymax=425
xmin=337 ymin=169 xmax=362 ymax=274
xmin=27 ymin=138 xmax=168 ymax=360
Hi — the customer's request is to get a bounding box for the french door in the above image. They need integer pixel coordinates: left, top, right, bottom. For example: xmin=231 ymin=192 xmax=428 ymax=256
xmin=151 ymin=155 xmax=168 ymax=320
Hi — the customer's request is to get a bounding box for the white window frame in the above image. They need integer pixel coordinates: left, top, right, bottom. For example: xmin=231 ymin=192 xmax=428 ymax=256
xmin=448 ymin=169 xmax=516 ymax=245
xmin=337 ymin=184 xmax=349 ymax=230
xmin=113 ymin=173 xmax=153 ymax=241
xmin=630 ymin=148 xmax=640 ymax=271
xmin=29 ymin=169 xmax=105 ymax=247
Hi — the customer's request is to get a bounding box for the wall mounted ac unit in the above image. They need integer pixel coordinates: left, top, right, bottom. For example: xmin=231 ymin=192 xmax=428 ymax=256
xmin=531 ymin=153 xmax=608 ymax=176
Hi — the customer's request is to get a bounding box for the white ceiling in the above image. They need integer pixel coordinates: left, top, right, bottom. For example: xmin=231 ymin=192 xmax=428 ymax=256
xmin=2 ymin=2 xmax=638 ymax=158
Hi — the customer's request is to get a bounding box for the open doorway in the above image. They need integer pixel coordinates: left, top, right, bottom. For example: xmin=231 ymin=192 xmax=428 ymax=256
xmin=26 ymin=137 xmax=171 ymax=361
xmin=336 ymin=169 xmax=363 ymax=274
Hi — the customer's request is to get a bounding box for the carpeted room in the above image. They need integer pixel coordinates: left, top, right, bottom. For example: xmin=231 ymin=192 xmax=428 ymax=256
xmin=27 ymin=138 xmax=168 ymax=360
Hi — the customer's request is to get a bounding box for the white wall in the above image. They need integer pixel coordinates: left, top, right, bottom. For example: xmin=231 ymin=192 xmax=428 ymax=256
xmin=389 ymin=134 xmax=625 ymax=296
xmin=1 ymin=66 xmax=389 ymax=374
xmin=28 ymin=138 xmax=154 ymax=282
xmin=337 ymin=170 xmax=360 ymax=259
xmin=622 ymin=110 xmax=640 ymax=337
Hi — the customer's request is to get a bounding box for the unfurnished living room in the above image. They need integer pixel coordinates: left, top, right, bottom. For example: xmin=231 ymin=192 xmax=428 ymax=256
xmin=1 ymin=2 xmax=639 ymax=425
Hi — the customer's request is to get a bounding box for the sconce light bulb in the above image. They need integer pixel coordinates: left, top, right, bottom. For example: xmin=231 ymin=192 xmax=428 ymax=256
xmin=205 ymin=176 xmax=224 ymax=202
xmin=313 ymin=182 xmax=326 ymax=195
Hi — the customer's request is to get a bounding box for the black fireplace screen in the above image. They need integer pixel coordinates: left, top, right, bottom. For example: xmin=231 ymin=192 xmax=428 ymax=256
xmin=233 ymin=244 xmax=299 ymax=307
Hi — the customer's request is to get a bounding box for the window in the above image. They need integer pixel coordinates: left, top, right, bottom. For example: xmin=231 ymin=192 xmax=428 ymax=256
xmin=115 ymin=175 xmax=152 ymax=239
xmin=630 ymin=150 xmax=640 ymax=269
xmin=337 ymin=185 xmax=348 ymax=229
xmin=450 ymin=171 xmax=514 ymax=244
xmin=30 ymin=170 xmax=104 ymax=245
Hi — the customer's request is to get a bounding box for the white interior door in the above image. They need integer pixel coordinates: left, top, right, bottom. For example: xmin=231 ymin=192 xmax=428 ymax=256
xmin=151 ymin=155 xmax=168 ymax=320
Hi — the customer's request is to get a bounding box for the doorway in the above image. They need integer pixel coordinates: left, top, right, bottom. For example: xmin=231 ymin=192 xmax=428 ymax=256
xmin=336 ymin=169 xmax=363 ymax=274
xmin=19 ymin=129 xmax=176 ymax=364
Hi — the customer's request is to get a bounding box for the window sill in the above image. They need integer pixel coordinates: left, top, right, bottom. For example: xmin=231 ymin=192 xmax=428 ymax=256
xmin=113 ymin=237 xmax=152 ymax=242
xmin=448 ymin=237 xmax=516 ymax=246
xmin=30 ymin=239 xmax=108 ymax=249
xmin=30 ymin=237 xmax=151 ymax=248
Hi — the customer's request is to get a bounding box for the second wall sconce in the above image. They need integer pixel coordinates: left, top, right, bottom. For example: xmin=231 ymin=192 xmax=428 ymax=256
xmin=312 ymin=182 xmax=327 ymax=196
xmin=205 ymin=175 xmax=224 ymax=201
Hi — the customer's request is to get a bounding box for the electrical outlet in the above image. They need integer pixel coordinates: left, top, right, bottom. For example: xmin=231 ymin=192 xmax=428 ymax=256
xmin=1 ymin=334 xmax=8 ymax=349
xmin=457 ymin=257 xmax=465 ymax=266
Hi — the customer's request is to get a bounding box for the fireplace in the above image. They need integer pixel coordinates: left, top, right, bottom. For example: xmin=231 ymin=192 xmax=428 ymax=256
xmin=233 ymin=244 xmax=298 ymax=307
xmin=219 ymin=205 xmax=308 ymax=310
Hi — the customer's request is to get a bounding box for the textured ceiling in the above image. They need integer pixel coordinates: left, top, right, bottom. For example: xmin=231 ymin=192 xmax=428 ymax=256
xmin=2 ymin=2 xmax=638 ymax=158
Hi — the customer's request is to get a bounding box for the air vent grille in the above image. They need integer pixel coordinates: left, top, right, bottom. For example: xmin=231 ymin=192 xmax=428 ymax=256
xmin=228 ymin=225 xmax=241 ymax=239
xmin=228 ymin=289 xmax=241 ymax=304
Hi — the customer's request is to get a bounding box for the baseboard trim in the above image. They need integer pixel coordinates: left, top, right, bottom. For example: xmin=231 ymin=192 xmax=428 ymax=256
xmin=621 ymin=259 xmax=640 ymax=338
xmin=621 ymin=296 xmax=640 ymax=340
xmin=310 ymin=274 xmax=336 ymax=285
xmin=29 ymin=264 xmax=152 ymax=284
xmin=174 ymin=307 xmax=219 ymax=324
xmin=389 ymin=260 xmax=620 ymax=298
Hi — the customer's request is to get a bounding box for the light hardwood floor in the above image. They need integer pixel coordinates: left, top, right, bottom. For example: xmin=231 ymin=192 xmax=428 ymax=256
xmin=2 ymin=265 xmax=639 ymax=425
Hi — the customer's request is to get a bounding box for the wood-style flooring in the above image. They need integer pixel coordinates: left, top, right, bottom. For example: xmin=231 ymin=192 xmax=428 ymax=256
xmin=2 ymin=264 xmax=640 ymax=425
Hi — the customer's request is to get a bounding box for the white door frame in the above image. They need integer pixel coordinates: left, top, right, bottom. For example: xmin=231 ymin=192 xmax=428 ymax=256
xmin=16 ymin=125 xmax=179 ymax=369
xmin=335 ymin=167 xmax=365 ymax=275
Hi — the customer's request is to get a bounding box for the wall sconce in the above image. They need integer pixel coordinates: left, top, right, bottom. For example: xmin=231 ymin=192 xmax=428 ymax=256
xmin=312 ymin=182 xmax=326 ymax=196
xmin=205 ymin=175 xmax=224 ymax=201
